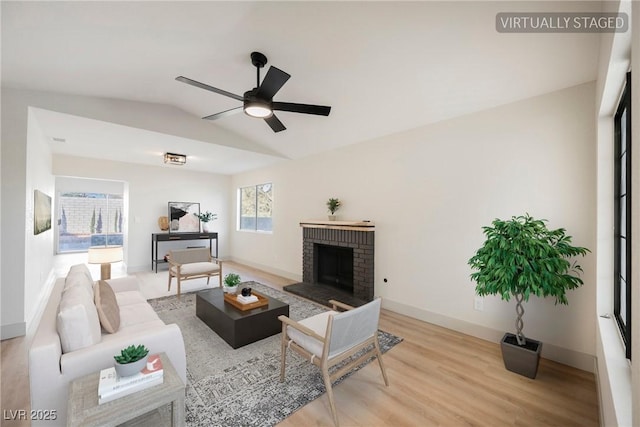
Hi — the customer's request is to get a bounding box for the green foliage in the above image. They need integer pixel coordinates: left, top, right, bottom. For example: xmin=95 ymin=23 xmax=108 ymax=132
xmin=468 ymin=214 xmax=589 ymax=305
xmin=223 ymin=273 xmax=241 ymax=287
xmin=114 ymin=344 xmax=149 ymax=364
xmin=326 ymin=198 xmax=341 ymax=214
xmin=194 ymin=211 xmax=218 ymax=222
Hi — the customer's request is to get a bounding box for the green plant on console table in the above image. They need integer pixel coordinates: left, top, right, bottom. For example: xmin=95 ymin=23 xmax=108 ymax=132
xmin=114 ymin=344 xmax=149 ymax=364
xmin=224 ymin=273 xmax=242 ymax=288
xmin=194 ymin=211 xmax=218 ymax=223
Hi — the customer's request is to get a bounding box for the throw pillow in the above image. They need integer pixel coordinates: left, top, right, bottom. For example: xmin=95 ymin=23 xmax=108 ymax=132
xmin=94 ymin=280 xmax=120 ymax=333
xmin=57 ymin=286 xmax=102 ymax=353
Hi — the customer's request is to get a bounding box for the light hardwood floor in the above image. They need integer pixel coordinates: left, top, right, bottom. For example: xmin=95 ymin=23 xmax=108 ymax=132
xmin=1 ymin=261 xmax=599 ymax=426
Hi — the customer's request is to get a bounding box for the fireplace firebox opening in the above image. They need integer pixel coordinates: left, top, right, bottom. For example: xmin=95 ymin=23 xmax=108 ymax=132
xmin=315 ymin=244 xmax=354 ymax=292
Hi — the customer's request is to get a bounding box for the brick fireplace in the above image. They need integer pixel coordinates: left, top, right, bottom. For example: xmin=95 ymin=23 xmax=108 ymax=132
xmin=284 ymin=221 xmax=375 ymax=306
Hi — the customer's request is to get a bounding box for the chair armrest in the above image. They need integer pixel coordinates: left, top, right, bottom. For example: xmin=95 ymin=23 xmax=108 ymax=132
xmin=278 ymin=315 xmax=326 ymax=342
xmin=166 ymin=257 xmax=181 ymax=268
xmin=329 ymin=300 xmax=355 ymax=311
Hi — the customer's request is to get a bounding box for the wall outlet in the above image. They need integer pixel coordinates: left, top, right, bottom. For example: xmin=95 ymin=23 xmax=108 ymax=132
xmin=474 ymin=297 xmax=483 ymax=311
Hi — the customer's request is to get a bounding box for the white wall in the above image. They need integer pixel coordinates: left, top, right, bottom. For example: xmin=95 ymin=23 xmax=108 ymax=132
xmin=1 ymin=92 xmax=37 ymax=338
xmin=593 ymin=1 xmax=636 ymax=425
xmin=52 ymin=155 xmax=231 ymax=272
xmin=24 ymin=109 xmax=56 ymax=333
xmin=230 ymin=82 xmax=597 ymax=370
xmin=1 ymin=86 xmax=243 ymax=338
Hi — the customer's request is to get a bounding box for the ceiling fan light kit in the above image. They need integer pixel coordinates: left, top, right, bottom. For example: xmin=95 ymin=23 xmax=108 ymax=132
xmin=164 ymin=152 xmax=187 ymax=165
xmin=176 ymin=51 xmax=331 ymax=132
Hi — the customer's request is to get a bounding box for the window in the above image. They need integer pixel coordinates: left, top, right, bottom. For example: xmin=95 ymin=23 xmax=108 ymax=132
xmin=239 ymin=183 xmax=272 ymax=232
xmin=614 ymin=71 xmax=631 ymax=359
xmin=57 ymin=192 xmax=124 ymax=253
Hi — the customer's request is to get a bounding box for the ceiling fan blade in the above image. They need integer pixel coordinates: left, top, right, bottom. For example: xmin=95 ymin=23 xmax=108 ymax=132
xmin=256 ymin=66 xmax=290 ymax=100
xmin=264 ymin=114 xmax=286 ymax=133
xmin=175 ymin=76 xmax=244 ymax=102
xmin=202 ymin=106 xmax=243 ymax=121
xmin=272 ymin=102 xmax=331 ymax=116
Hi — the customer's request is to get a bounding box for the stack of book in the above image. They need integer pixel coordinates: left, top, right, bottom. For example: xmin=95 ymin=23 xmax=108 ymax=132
xmin=237 ymin=294 xmax=258 ymax=304
xmin=98 ymin=354 xmax=164 ymax=404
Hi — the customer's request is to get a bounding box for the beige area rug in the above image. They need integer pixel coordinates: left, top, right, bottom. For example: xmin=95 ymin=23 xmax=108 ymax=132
xmin=148 ymin=282 xmax=403 ymax=426
xmin=134 ymin=269 xmax=216 ymax=299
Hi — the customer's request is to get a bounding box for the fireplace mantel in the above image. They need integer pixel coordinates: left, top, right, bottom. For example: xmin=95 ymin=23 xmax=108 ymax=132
xmin=299 ymin=220 xmax=375 ymax=231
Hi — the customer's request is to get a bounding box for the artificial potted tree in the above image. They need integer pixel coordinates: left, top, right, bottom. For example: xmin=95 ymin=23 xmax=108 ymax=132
xmin=326 ymin=198 xmax=341 ymax=221
xmin=468 ymin=214 xmax=589 ymax=379
xmin=194 ymin=211 xmax=217 ymax=232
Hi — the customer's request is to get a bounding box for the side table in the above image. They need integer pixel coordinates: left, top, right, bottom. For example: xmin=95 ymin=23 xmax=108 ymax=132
xmin=67 ymin=353 xmax=185 ymax=427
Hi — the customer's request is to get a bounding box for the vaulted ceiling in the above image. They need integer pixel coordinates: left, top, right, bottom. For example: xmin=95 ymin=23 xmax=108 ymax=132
xmin=2 ymin=1 xmax=601 ymax=174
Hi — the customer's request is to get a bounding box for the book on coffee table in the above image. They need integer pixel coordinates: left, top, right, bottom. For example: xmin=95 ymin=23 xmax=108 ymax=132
xmin=98 ymin=354 xmax=164 ymax=404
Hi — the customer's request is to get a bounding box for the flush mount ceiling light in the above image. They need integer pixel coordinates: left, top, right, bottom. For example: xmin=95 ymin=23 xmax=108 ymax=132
xmin=164 ymin=152 xmax=187 ymax=165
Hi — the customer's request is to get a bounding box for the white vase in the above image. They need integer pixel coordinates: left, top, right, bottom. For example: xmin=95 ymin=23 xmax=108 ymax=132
xmin=202 ymin=222 xmax=211 ymax=232
xmin=223 ymin=285 xmax=238 ymax=294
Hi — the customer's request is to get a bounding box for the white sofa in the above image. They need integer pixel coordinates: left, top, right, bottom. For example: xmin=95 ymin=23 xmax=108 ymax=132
xmin=29 ymin=264 xmax=187 ymax=426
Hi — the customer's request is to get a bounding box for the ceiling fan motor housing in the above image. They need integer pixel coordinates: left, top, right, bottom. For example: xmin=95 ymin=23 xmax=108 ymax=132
xmin=243 ymin=89 xmax=273 ymax=118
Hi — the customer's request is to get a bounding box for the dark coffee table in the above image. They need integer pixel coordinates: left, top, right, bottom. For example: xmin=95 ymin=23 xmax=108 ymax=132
xmin=195 ymin=287 xmax=289 ymax=349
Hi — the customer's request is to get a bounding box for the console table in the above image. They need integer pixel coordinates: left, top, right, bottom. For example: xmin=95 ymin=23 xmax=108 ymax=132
xmin=151 ymin=232 xmax=218 ymax=273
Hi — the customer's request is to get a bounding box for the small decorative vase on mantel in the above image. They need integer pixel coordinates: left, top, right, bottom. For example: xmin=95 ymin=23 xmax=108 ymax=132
xmin=328 ymin=215 xmax=337 ymax=221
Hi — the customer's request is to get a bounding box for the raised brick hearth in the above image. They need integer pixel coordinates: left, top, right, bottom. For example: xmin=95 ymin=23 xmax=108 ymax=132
xmin=284 ymin=221 xmax=375 ymax=307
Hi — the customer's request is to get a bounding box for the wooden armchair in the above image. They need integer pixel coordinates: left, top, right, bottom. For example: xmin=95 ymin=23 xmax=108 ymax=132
xmin=167 ymin=247 xmax=222 ymax=297
xmin=278 ymin=298 xmax=388 ymax=427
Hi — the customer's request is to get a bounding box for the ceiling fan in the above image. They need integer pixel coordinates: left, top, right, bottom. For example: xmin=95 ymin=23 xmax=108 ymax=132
xmin=176 ymin=52 xmax=331 ymax=133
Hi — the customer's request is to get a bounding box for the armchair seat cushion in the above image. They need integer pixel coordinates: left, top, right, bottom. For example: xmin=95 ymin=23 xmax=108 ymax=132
xmin=287 ymin=311 xmax=337 ymax=358
xmin=170 ymin=261 xmax=220 ymax=276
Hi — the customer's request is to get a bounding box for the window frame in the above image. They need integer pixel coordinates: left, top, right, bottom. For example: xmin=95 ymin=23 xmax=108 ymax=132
xmin=237 ymin=183 xmax=273 ymax=233
xmin=613 ymin=71 xmax=632 ymax=359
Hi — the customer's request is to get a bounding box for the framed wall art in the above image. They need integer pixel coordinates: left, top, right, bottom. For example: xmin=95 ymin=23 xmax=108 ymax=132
xmin=34 ymin=190 xmax=52 ymax=235
xmin=168 ymin=201 xmax=200 ymax=233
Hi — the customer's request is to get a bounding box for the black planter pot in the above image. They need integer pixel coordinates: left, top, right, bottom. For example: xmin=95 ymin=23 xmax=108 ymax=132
xmin=500 ymin=333 xmax=542 ymax=379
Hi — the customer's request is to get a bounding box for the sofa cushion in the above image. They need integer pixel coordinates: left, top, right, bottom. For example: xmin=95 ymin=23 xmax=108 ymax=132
xmin=94 ymin=280 xmax=120 ymax=333
xmin=118 ymin=303 xmax=162 ymax=328
xmin=57 ymin=286 xmax=102 ymax=353
xmin=115 ymin=291 xmax=148 ymax=307
xmin=64 ymin=264 xmax=95 ymax=299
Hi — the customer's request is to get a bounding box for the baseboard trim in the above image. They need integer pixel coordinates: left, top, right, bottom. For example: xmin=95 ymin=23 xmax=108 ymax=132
xmin=26 ymin=269 xmax=57 ymax=337
xmin=382 ymin=298 xmax=596 ymax=373
xmin=1 ymin=322 xmax=26 ymax=340
xmin=228 ymin=257 xmax=302 ymax=283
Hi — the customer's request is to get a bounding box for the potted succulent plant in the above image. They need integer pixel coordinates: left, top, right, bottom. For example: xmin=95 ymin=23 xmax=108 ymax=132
xmin=468 ymin=214 xmax=589 ymax=379
xmin=223 ymin=273 xmax=241 ymax=294
xmin=114 ymin=344 xmax=149 ymax=377
xmin=194 ymin=211 xmax=217 ymax=232
xmin=326 ymin=198 xmax=341 ymax=221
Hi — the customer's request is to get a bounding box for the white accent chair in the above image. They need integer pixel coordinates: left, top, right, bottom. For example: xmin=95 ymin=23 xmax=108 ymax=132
xmin=167 ymin=247 xmax=222 ymax=297
xmin=278 ymin=298 xmax=389 ymax=427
